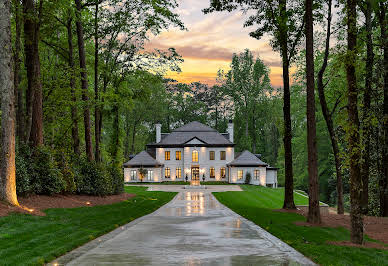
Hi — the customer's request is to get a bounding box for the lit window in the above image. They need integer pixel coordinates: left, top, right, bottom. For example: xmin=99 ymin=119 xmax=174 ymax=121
xmin=220 ymin=167 xmax=226 ymax=178
xmin=131 ymin=170 xmax=137 ymax=180
xmin=210 ymin=167 xmax=215 ymax=178
xmin=165 ymin=167 xmax=170 ymax=178
xmin=165 ymin=151 xmax=170 ymax=160
xmin=209 ymin=151 xmax=215 ymax=160
xmin=254 ymin=170 xmax=260 ymax=180
xmin=176 ymin=151 xmax=181 ymax=160
xmin=176 ymin=168 xmax=182 ymax=178
xmin=238 ymin=170 xmax=243 ymax=180
xmin=220 ymin=151 xmax=226 ymax=160
xmin=147 ymin=170 xmax=153 ymax=181
xmin=192 ymin=150 xmax=198 ymax=162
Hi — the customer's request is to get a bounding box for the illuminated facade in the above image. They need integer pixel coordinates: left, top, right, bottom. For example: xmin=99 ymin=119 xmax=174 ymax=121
xmin=123 ymin=121 xmax=277 ymax=187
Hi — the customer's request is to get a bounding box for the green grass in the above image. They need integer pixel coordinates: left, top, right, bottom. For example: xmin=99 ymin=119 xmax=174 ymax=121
xmin=213 ymin=185 xmax=388 ymax=266
xmin=0 ymin=186 xmax=176 ymax=265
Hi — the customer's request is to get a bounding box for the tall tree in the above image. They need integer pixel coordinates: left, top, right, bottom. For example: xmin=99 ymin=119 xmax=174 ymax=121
xmin=305 ymin=0 xmax=320 ymax=224
xmin=66 ymin=16 xmax=80 ymax=155
xmin=360 ymin=0 xmax=374 ymax=215
xmin=74 ymin=0 xmax=94 ymax=161
xmin=205 ymin=1 xmax=305 ymax=209
xmin=23 ymin=0 xmax=44 ymax=147
xmin=316 ymin=0 xmax=344 ymax=214
xmin=346 ymin=0 xmax=363 ymax=244
xmin=0 ymin=0 xmax=19 ymax=206
xmin=94 ymin=0 xmax=101 ymax=161
xmin=13 ymin=0 xmax=24 ymax=141
xmin=377 ymin=1 xmax=388 ymax=217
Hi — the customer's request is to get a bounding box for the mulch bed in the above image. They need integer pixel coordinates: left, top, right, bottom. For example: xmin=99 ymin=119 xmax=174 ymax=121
xmin=0 ymin=193 xmax=135 ymax=217
xmin=275 ymin=208 xmax=388 ymax=249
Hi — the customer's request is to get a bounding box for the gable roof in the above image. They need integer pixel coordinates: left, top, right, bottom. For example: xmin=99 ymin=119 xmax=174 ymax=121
xmin=228 ymin=150 xmax=268 ymax=167
xmin=123 ymin=151 xmax=162 ymax=168
xmin=147 ymin=121 xmax=233 ymax=147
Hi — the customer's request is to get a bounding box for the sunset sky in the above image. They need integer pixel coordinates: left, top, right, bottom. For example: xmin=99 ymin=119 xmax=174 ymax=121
xmin=145 ymin=0 xmax=285 ymax=87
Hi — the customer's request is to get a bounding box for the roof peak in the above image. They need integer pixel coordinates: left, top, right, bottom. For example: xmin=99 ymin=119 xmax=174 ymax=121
xmin=173 ymin=121 xmax=217 ymax=132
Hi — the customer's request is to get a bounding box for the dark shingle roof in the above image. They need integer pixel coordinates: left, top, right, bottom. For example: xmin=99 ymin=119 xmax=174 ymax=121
xmin=228 ymin=150 xmax=268 ymax=166
xmin=147 ymin=121 xmax=233 ymax=147
xmin=123 ymin=151 xmax=162 ymax=167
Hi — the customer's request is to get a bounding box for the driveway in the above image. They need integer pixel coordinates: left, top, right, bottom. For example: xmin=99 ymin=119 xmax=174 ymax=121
xmin=52 ymin=188 xmax=314 ymax=265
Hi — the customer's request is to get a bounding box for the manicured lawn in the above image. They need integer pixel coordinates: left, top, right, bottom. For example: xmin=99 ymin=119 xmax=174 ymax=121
xmin=0 ymin=187 xmax=176 ymax=265
xmin=213 ymin=185 xmax=388 ymax=266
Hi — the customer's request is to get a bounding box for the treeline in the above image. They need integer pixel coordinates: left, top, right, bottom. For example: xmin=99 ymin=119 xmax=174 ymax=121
xmin=0 ymin=0 xmax=183 ymax=201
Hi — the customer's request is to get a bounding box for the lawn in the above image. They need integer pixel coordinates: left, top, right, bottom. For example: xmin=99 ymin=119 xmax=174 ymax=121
xmin=213 ymin=185 xmax=388 ymax=266
xmin=0 ymin=186 xmax=176 ymax=265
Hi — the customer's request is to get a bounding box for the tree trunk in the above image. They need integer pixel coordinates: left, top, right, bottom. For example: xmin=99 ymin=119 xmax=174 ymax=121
xmin=94 ymin=0 xmax=101 ymax=162
xmin=305 ymin=0 xmax=321 ymax=224
xmin=378 ymin=3 xmax=388 ymax=217
xmin=67 ymin=17 xmax=80 ymax=155
xmin=131 ymin=122 xmax=137 ymax=155
xmin=23 ymin=0 xmax=43 ymax=147
xmin=0 ymin=0 xmax=19 ymax=206
xmin=361 ymin=0 xmax=373 ymax=215
xmin=124 ymin=112 xmax=130 ymax=159
xmin=279 ymin=0 xmax=295 ymax=210
xmin=346 ymin=0 xmax=363 ymax=244
xmin=75 ymin=0 xmax=94 ymax=161
xmin=317 ymin=0 xmax=344 ymax=215
xmin=13 ymin=0 xmax=24 ymax=142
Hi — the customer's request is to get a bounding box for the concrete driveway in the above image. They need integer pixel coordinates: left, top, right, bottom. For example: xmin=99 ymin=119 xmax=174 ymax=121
xmin=52 ymin=188 xmax=314 ymax=265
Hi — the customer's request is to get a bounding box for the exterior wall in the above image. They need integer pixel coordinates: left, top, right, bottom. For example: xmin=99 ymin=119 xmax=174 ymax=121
xmin=156 ymin=146 xmax=234 ymax=182
xmin=266 ymin=169 xmax=278 ymax=187
xmin=124 ymin=167 xmax=162 ymax=183
xmin=229 ymin=166 xmax=267 ymax=186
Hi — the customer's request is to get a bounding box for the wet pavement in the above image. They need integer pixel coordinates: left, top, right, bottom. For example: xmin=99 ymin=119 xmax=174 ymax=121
xmin=56 ymin=190 xmax=315 ymax=265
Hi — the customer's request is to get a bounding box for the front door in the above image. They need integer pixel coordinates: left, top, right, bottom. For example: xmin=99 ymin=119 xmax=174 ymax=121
xmin=191 ymin=166 xmax=200 ymax=185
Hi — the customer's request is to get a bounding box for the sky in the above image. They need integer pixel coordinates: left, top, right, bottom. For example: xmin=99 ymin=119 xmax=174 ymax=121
xmin=145 ymin=0 xmax=285 ymax=87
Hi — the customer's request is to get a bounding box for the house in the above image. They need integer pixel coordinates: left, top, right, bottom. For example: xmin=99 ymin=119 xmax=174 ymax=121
xmin=123 ymin=121 xmax=278 ymax=187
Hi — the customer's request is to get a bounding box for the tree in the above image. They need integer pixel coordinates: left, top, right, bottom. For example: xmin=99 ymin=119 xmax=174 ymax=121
xmin=316 ymin=0 xmax=344 ymax=214
xmin=74 ymin=0 xmax=94 ymax=161
xmin=205 ymin=0 xmax=305 ymax=209
xmin=22 ymin=0 xmax=44 ymax=147
xmin=0 ymin=0 xmax=19 ymax=206
xmin=376 ymin=1 xmax=388 ymax=217
xmin=346 ymin=0 xmax=363 ymax=244
xmin=305 ymin=0 xmax=320 ymax=224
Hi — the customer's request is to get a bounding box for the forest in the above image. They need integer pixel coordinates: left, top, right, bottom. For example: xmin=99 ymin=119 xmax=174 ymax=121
xmin=0 ymin=0 xmax=387 ymax=246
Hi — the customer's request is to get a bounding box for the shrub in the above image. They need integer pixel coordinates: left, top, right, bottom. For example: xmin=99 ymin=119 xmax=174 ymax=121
xmin=54 ymin=150 xmax=76 ymax=194
xmin=245 ymin=172 xmax=251 ymax=184
xmin=29 ymin=146 xmax=65 ymax=195
xmin=108 ymin=164 xmax=124 ymax=195
xmin=75 ymin=158 xmax=113 ymax=196
xmin=15 ymin=144 xmax=32 ymax=195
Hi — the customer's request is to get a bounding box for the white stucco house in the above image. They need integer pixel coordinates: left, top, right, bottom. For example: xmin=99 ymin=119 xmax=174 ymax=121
xmin=123 ymin=121 xmax=278 ymax=187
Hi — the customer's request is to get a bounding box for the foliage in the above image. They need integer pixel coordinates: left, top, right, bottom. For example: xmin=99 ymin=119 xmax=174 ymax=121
xmin=0 ymin=187 xmax=176 ymax=265
xmin=138 ymin=167 xmax=147 ymax=183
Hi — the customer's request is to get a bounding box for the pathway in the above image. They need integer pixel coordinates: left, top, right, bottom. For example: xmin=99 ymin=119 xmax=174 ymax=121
xmin=52 ymin=186 xmax=315 ymax=265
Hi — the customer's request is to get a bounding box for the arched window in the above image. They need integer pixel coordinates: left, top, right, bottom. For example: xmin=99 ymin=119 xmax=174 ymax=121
xmin=210 ymin=167 xmax=215 ymax=178
xmin=192 ymin=150 xmax=198 ymax=162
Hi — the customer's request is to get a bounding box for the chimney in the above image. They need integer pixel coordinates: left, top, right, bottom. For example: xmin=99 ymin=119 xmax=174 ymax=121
xmin=155 ymin=123 xmax=162 ymax=143
xmin=227 ymin=120 xmax=234 ymax=143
